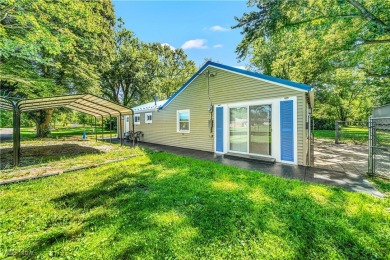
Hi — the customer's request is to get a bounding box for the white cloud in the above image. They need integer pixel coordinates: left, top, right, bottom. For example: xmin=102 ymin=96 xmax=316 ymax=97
xmin=181 ymin=39 xmax=208 ymax=50
xmin=161 ymin=43 xmax=175 ymax=50
xmin=210 ymin=25 xmax=230 ymax=32
xmin=213 ymin=44 xmax=223 ymax=48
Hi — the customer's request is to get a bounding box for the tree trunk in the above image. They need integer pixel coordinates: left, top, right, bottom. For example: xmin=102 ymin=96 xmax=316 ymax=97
xmin=36 ymin=109 xmax=54 ymax=138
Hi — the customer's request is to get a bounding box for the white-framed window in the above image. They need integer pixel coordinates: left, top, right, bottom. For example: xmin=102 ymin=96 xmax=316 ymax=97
xmin=177 ymin=109 xmax=190 ymax=133
xmin=134 ymin=114 xmax=140 ymax=125
xmin=145 ymin=112 xmax=152 ymax=123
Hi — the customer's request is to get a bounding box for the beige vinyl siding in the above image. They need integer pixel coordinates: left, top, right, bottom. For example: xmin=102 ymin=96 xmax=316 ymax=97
xmin=134 ymin=67 xmax=309 ymax=165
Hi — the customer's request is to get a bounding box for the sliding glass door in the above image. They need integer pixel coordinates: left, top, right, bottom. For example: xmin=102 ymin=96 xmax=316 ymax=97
xmin=230 ymin=107 xmax=248 ymax=152
xmin=229 ymin=105 xmax=272 ymax=156
xmin=249 ymin=105 xmax=272 ymax=155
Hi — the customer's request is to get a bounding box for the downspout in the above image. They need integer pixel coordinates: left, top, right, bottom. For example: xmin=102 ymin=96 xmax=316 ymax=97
xmin=207 ymin=70 xmax=215 ymax=152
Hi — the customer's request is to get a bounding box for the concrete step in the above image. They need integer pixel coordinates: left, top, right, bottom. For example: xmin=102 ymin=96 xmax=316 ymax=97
xmin=224 ymin=153 xmax=276 ymax=164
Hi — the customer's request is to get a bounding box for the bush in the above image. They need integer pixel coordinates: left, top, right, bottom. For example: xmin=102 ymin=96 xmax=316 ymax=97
xmin=0 ymin=110 xmax=12 ymax=127
xmin=313 ymin=118 xmax=335 ymax=130
xmin=104 ymin=119 xmax=117 ymax=131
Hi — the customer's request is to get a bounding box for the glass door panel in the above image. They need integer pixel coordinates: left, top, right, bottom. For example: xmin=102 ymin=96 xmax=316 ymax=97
xmin=229 ymin=107 xmax=248 ymax=152
xmin=249 ymin=105 xmax=272 ymax=155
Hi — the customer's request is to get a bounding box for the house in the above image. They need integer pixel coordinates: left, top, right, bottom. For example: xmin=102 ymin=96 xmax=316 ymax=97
xmin=124 ymin=61 xmax=314 ymax=166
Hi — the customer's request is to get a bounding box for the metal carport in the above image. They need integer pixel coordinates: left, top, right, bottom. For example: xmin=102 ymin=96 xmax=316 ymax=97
xmin=0 ymin=94 xmax=133 ymax=166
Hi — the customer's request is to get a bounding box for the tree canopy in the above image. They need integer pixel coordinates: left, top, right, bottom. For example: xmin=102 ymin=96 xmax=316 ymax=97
xmin=101 ymin=22 xmax=196 ymax=107
xmin=234 ymin=0 xmax=390 ymax=121
xmin=1 ymin=1 xmax=197 ymax=135
xmin=1 ymin=0 xmax=116 ymax=136
xmin=1 ymin=0 xmax=116 ymax=96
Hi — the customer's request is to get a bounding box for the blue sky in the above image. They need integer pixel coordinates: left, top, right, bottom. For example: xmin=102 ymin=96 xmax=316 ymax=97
xmin=113 ymin=1 xmax=252 ymax=68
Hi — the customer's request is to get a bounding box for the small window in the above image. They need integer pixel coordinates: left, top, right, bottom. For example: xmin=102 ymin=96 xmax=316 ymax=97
xmin=177 ymin=110 xmax=190 ymax=133
xmin=145 ymin=112 xmax=152 ymax=123
xmin=134 ymin=114 xmax=140 ymax=125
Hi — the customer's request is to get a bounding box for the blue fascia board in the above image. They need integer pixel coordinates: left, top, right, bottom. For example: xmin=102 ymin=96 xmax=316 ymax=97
xmin=159 ymin=61 xmax=312 ymax=110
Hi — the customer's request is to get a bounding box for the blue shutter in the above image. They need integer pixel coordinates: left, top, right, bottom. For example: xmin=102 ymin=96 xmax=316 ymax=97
xmin=216 ymin=107 xmax=224 ymax=152
xmin=280 ymin=100 xmax=294 ymax=162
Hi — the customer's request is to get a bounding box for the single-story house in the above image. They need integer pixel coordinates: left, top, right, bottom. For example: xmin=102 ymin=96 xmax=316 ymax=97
xmin=124 ymin=61 xmax=314 ymax=166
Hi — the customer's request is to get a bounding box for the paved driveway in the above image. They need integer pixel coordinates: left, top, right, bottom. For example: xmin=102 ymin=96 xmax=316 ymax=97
xmin=0 ymin=128 xmax=13 ymax=143
xmin=314 ymin=139 xmax=368 ymax=175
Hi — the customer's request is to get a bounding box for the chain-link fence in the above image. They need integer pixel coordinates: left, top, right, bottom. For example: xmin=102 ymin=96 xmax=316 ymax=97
xmin=335 ymin=121 xmax=368 ymax=144
xmin=368 ymin=117 xmax=390 ymax=178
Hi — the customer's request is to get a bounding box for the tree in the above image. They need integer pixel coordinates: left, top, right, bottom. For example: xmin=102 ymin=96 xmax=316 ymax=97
xmin=77 ymin=112 xmax=93 ymax=127
xmin=147 ymin=43 xmax=197 ymax=100
xmin=0 ymin=110 xmax=12 ymax=128
xmin=0 ymin=0 xmax=116 ymax=136
xmin=315 ymin=68 xmax=375 ymax=121
xmin=100 ymin=25 xmax=156 ymax=107
xmin=234 ymin=0 xmax=390 ymax=120
xmin=101 ymin=21 xmax=196 ymax=107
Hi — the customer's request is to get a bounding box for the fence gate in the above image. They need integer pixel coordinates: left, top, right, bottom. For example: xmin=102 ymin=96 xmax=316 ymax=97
xmin=368 ymin=117 xmax=390 ymax=178
xmin=335 ymin=121 xmax=368 ymax=144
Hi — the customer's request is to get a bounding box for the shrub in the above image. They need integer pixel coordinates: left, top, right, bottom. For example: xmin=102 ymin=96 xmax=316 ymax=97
xmin=313 ymin=118 xmax=335 ymax=130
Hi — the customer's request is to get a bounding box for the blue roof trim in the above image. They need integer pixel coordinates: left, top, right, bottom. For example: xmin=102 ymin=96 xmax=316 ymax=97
xmin=159 ymin=61 xmax=311 ymax=110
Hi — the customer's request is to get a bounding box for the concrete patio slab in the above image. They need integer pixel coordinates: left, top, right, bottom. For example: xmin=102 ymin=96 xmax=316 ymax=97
xmin=314 ymin=140 xmax=368 ymax=175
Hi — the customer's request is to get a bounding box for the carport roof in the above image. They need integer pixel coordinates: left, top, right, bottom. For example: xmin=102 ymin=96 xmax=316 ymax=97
xmin=0 ymin=96 xmax=13 ymax=111
xmin=1 ymin=94 xmax=132 ymax=117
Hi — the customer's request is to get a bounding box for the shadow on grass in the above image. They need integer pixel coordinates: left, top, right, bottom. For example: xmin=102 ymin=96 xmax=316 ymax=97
xmin=26 ymin=152 xmax=387 ymax=258
xmin=0 ymin=144 xmax=103 ymax=169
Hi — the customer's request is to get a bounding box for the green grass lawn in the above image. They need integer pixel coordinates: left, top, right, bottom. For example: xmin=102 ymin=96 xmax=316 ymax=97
xmin=314 ymin=126 xmax=390 ymax=145
xmin=1 ymin=152 xmax=389 ymax=259
xmin=313 ymin=126 xmax=368 ymax=143
xmin=19 ymin=126 xmax=116 ymax=140
xmin=369 ymin=177 xmax=390 ymax=197
xmin=313 ymin=129 xmax=336 ymax=140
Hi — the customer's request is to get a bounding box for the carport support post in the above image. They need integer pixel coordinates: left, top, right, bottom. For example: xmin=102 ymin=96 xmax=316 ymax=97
xmin=101 ymin=116 xmax=104 ymax=141
xmin=119 ymin=112 xmax=123 ymax=146
xmin=128 ymin=114 xmax=131 ymax=144
xmin=132 ymin=113 xmax=135 ymax=147
xmin=109 ymin=115 xmax=112 ymax=143
xmin=12 ymin=104 xmax=21 ymax=167
xmin=94 ymin=117 xmax=97 ymax=142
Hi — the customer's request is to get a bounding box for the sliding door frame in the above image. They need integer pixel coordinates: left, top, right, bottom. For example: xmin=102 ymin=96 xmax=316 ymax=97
xmin=218 ymin=97 xmax=297 ymax=164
